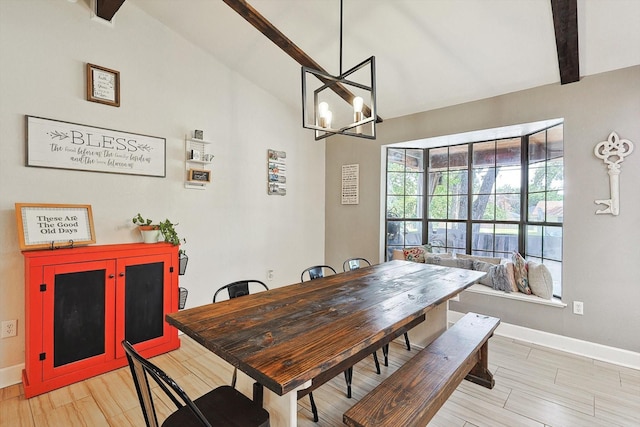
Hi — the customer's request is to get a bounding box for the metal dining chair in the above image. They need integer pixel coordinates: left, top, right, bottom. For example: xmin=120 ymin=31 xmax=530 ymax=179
xmin=121 ymin=340 xmax=270 ymax=427
xmin=213 ymin=280 xmax=269 ymax=302
xmin=343 ymin=257 xmax=411 ymax=366
xmin=342 ymin=257 xmax=371 ymax=272
xmin=300 ymin=265 xmax=336 ymax=282
xmin=213 ymin=280 xmax=270 ymax=388
xmin=342 ymin=257 xmax=387 ymax=376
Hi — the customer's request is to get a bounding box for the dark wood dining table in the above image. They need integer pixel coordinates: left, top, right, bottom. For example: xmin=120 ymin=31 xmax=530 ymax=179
xmin=166 ymin=260 xmax=484 ymax=427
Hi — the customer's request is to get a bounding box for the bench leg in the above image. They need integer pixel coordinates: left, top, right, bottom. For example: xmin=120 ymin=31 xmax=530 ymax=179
xmin=464 ymin=339 xmax=495 ymax=389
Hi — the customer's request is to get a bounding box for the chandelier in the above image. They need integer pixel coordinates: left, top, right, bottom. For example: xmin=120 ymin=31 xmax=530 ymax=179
xmin=301 ymin=0 xmax=377 ymax=140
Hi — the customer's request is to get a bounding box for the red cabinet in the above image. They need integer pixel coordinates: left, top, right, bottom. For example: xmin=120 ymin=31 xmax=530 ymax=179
xmin=22 ymin=243 xmax=180 ymax=398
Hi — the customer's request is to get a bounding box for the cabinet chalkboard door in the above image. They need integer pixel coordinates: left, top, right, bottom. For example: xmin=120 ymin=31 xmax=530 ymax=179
xmin=42 ymin=260 xmax=116 ymax=381
xmin=114 ymin=253 xmax=174 ymax=359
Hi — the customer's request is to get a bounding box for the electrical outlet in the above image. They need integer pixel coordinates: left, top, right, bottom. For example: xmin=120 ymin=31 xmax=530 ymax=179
xmin=267 ymin=270 xmax=274 ymax=281
xmin=1 ymin=320 xmax=17 ymax=338
xmin=573 ymin=301 xmax=584 ymax=315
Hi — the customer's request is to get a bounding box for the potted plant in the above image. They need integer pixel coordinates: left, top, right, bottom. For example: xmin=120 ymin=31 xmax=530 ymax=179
xmin=132 ymin=214 xmax=188 ymax=274
xmin=132 ymin=213 xmax=160 ymax=243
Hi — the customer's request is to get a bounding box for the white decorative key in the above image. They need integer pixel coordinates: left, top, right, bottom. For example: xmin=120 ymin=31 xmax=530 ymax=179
xmin=594 ymin=131 xmax=634 ymax=216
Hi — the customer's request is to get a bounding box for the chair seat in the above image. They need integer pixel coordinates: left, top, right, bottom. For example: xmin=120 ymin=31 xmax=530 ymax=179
xmin=163 ymin=385 xmax=270 ymax=427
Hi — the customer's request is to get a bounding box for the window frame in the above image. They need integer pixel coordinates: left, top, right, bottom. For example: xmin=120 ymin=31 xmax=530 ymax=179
xmin=384 ymin=123 xmax=563 ymax=296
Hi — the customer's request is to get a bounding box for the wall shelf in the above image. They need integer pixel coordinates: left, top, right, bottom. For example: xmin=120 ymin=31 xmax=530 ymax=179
xmin=185 ymin=136 xmax=213 ymax=190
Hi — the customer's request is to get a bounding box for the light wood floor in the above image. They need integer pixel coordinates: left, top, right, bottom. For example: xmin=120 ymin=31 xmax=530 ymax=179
xmin=1 ymin=334 xmax=639 ymax=426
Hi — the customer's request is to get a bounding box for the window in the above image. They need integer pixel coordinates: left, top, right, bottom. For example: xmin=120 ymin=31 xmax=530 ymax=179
xmin=385 ymin=123 xmax=563 ymax=296
xmin=386 ymin=148 xmax=424 ymax=261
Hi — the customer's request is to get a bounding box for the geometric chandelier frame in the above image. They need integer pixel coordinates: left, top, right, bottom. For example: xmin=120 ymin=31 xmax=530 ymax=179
xmin=302 ymin=56 xmax=377 ymax=141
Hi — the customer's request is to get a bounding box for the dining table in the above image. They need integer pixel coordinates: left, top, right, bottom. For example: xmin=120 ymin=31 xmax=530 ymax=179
xmin=166 ymin=260 xmax=485 ymax=427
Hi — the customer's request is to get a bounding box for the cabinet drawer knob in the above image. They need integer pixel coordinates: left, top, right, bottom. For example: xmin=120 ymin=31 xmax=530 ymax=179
xmin=109 ymin=274 xmax=115 ymax=279
xmin=119 ymin=272 xmax=125 ymax=277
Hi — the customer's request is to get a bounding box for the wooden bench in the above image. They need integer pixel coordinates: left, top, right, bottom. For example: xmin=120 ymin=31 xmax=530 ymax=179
xmin=343 ymin=312 xmax=500 ymax=427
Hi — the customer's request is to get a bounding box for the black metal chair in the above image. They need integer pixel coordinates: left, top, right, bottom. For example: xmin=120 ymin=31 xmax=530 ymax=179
xmin=342 ymin=257 xmax=371 ymax=272
xmin=213 ymin=280 xmax=269 ymax=302
xmin=342 ymin=257 xmax=411 ymax=366
xmin=342 ymin=258 xmax=384 ymax=375
xmin=121 ymin=340 xmax=270 ymax=427
xmin=300 ymin=265 xmax=336 ymax=282
xmin=213 ymin=280 xmax=269 ymax=388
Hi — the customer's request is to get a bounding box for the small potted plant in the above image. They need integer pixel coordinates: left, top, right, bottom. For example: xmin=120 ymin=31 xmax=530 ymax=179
xmin=132 ymin=213 xmax=160 ymax=243
xmin=132 ymin=214 xmax=188 ymax=274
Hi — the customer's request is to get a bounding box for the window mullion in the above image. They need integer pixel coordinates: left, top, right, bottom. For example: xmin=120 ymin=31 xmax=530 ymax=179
xmin=520 ymin=135 xmax=528 ymax=255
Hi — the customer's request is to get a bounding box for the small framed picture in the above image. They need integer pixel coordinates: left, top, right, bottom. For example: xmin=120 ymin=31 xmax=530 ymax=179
xmin=194 ymin=130 xmax=204 ymax=140
xmin=15 ymin=203 xmax=96 ymax=250
xmin=86 ymin=63 xmax=120 ymax=107
xmin=190 ymin=149 xmax=201 ymax=161
xmin=188 ymin=168 xmax=211 ymax=183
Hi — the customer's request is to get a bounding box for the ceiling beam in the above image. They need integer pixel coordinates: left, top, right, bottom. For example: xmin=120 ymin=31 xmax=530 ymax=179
xmin=96 ymin=0 xmax=126 ymax=22
xmin=222 ymin=0 xmax=382 ymax=123
xmin=550 ymin=0 xmax=580 ymax=84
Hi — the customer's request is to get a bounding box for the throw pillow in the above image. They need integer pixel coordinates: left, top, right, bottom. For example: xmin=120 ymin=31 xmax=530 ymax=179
xmin=472 ymin=260 xmax=496 ymax=287
xmin=491 ymin=263 xmax=514 ymax=292
xmin=528 ymin=261 xmax=554 ymax=299
xmin=512 ymin=252 xmax=532 ymax=294
xmin=427 ymin=257 xmax=473 ymax=270
xmin=456 ymin=253 xmax=503 ymax=265
xmin=425 ymin=252 xmax=453 ymax=263
xmin=402 ymin=245 xmax=428 ymax=263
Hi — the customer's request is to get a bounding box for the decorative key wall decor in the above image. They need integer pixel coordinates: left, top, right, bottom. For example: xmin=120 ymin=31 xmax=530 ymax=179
xmin=594 ymin=131 xmax=634 ymax=216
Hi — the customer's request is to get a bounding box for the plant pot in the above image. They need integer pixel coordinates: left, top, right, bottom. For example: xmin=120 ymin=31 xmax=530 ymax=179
xmin=139 ymin=227 xmax=160 ymax=243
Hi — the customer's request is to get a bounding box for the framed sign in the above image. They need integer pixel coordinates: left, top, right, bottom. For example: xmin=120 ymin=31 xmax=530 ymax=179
xmin=341 ymin=164 xmax=359 ymax=204
xmin=188 ymin=168 xmax=211 ymax=183
xmin=267 ymin=149 xmax=286 ymax=196
xmin=15 ymin=203 xmax=96 ymax=250
xmin=26 ymin=116 xmax=166 ymax=177
xmin=86 ymin=63 xmax=120 ymax=107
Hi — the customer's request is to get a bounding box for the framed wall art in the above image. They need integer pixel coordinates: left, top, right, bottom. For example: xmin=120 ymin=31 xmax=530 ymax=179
xmin=26 ymin=116 xmax=166 ymax=177
xmin=86 ymin=63 xmax=120 ymax=107
xmin=267 ymin=149 xmax=286 ymax=195
xmin=187 ymin=168 xmax=211 ymax=183
xmin=341 ymin=164 xmax=359 ymax=204
xmin=15 ymin=203 xmax=96 ymax=250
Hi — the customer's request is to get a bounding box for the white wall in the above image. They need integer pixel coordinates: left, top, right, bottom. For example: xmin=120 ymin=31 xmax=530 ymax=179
xmin=0 ymin=0 xmax=325 ymax=371
xmin=325 ymin=66 xmax=640 ymax=354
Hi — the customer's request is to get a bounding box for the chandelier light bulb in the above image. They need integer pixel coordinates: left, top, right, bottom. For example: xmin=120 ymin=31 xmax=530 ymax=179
xmin=353 ymin=96 xmax=363 ymax=113
xmin=353 ymin=96 xmax=364 ymax=123
xmin=318 ymin=101 xmax=329 ymax=116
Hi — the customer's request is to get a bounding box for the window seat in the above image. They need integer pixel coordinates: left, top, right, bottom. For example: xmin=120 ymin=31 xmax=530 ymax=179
xmin=463 ymin=284 xmax=566 ymax=308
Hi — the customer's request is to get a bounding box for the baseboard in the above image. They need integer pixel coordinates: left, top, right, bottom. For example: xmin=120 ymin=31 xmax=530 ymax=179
xmin=448 ymin=310 xmax=640 ymax=370
xmin=0 ymin=363 xmax=24 ymax=389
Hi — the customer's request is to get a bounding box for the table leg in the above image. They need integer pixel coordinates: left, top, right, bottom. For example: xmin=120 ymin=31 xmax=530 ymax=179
xmin=237 ymin=369 xmax=310 ymax=427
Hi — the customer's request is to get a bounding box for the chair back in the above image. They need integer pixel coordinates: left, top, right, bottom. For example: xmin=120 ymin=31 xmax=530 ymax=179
xmin=301 ymin=265 xmax=337 ymax=282
xmin=343 ymin=257 xmax=372 ymax=272
xmin=121 ymin=340 xmax=211 ymax=427
xmin=213 ymin=280 xmax=269 ymax=302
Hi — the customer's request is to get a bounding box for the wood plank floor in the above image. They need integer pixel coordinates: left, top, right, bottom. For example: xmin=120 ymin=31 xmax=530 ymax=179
xmin=1 ymin=334 xmax=638 ymax=426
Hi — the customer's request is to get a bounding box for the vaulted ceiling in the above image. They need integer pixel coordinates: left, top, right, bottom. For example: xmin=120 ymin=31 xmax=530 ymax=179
xmin=128 ymin=0 xmax=639 ymax=120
